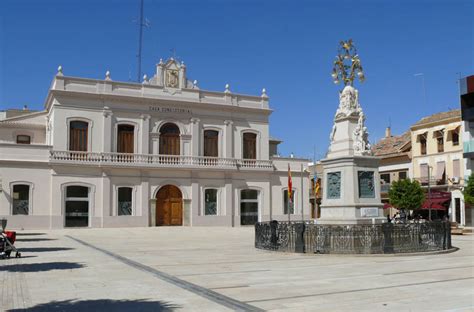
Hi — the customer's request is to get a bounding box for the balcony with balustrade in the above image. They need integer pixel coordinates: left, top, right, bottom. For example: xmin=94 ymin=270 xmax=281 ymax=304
xmin=48 ymin=150 xmax=274 ymax=171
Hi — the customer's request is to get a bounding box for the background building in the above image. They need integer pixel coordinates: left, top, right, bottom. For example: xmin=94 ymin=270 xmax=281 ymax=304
xmin=0 ymin=58 xmax=309 ymax=229
xmin=372 ymin=127 xmax=412 ymax=217
xmin=410 ymin=110 xmax=465 ymax=224
xmin=460 ymin=74 xmax=474 ymax=227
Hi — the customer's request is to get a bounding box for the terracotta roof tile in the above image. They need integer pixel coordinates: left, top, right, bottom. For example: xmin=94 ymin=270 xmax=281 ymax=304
xmin=372 ymin=131 xmax=411 ymax=156
xmin=412 ymin=109 xmax=461 ymax=128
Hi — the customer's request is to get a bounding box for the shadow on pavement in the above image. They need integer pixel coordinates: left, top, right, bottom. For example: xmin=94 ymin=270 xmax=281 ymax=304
xmin=18 ymin=247 xmax=74 ymax=253
xmin=7 ymin=299 xmax=181 ymax=311
xmin=15 ymin=238 xmax=57 ymax=242
xmin=15 ymin=233 xmax=46 ymax=236
xmin=0 ymin=262 xmax=84 ymax=272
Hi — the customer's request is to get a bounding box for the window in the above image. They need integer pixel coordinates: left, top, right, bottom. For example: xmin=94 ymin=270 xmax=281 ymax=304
xmin=453 ymin=159 xmax=460 ymax=178
xmin=118 ymin=187 xmax=133 ymax=216
xmin=420 ymin=136 xmax=427 ymax=155
xmin=380 ymin=173 xmax=391 ymax=184
xmin=436 ymin=161 xmax=446 ymax=185
xmin=420 ymin=164 xmax=429 ymax=185
xmin=398 ymin=171 xmax=407 ymax=180
xmin=204 ymin=130 xmax=219 ymax=157
xmin=117 ymin=125 xmax=134 ymax=153
xmin=204 ymin=189 xmax=217 ymax=215
xmin=240 ymin=189 xmax=259 ymax=225
xmin=69 ymin=121 xmax=88 ymax=151
xmin=159 ymin=123 xmax=180 ymax=155
xmin=12 ymin=184 xmax=30 ymax=215
xmin=283 ymin=190 xmax=295 ymax=214
xmin=437 ymin=137 xmax=444 ymax=153
xmin=16 ymin=135 xmax=31 ymax=144
xmin=243 ymin=132 xmax=257 ymax=159
xmin=452 ymin=131 xmax=459 ymax=146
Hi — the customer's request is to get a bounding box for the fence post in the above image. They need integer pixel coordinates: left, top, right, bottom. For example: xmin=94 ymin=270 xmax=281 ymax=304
xmin=382 ymin=223 xmax=394 ymax=254
xmin=295 ymin=222 xmax=306 ymax=253
xmin=270 ymin=220 xmax=278 ymax=250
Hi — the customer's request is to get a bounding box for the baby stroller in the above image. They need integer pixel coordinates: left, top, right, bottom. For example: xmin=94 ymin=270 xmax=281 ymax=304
xmin=0 ymin=231 xmax=21 ymax=259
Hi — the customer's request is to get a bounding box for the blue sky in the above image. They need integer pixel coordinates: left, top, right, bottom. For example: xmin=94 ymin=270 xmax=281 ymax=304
xmin=1 ymin=0 xmax=473 ymax=160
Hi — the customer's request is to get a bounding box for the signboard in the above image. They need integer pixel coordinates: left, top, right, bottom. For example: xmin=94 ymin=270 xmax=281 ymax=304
xmin=358 ymin=171 xmax=375 ymax=198
xmin=360 ymin=207 xmax=379 ymax=217
xmin=149 ymin=106 xmax=192 ymax=114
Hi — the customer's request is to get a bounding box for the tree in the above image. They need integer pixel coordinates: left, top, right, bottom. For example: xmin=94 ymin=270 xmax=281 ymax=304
xmin=463 ymin=173 xmax=474 ymax=205
xmin=388 ymin=179 xmax=425 ymax=211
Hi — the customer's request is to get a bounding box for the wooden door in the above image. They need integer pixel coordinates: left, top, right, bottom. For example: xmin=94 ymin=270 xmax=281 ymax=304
xmin=156 ymin=185 xmax=183 ymax=226
xmin=243 ymin=133 xmax=256 ymax=159
xmin=117 ymin=125 xmax=134 ymax=153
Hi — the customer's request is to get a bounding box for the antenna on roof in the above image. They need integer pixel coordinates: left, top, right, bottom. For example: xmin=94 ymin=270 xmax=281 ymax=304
xmin=136 ymin=0 xmax=150 ymax=83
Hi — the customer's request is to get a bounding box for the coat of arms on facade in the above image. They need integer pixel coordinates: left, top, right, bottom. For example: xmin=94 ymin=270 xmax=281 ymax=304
xmin=166 ymin=69 xmax=179 ymax=88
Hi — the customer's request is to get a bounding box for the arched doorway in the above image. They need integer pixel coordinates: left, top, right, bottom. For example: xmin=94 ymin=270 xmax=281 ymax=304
xmin=156 ymin=185 xmax=183 ymax=226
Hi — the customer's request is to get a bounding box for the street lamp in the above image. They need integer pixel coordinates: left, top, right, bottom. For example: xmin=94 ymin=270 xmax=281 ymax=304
xmin=427 ymin=165 xmax=433 ymax=221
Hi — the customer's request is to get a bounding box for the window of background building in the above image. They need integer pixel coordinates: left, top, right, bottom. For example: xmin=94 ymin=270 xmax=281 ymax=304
xmin=204 ymin=189 xmax=217 ymax=215
xmin=420 ymin=136 xmax=427 ymax=155
xmin=437 ymin=136 xmax=444 ymax=153
xmin=380 ymin=173 xmax=391 ymax=184
xmin=398 ymin=171 xmax=407 ymax=180
xmin=452 ymin=131 xmax=459 ymax=146
xmin=118 ymin=187 xmax=133 ymax=216
xmin=16 ymin=135 xmax=31 ymax=144
xmin=12 ymin=184 xmax=30 ymax=215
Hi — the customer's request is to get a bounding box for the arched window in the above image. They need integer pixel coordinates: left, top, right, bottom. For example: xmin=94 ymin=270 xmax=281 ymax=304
xmin=12 ymin=184 xmax=30 ymax=215
xmin=204 ymin=130 xmax=219 ymax=157
xmin=118 ymin=187 xmax=133 ymax=216
xmin=159 ymin=123 xmax=180 ymax=155
xmin=117 ymin=124 xmax=135 ymax=153
xmin=204 ymin=188 xmax=218 ymax=215
xmin=243 ymin=132 xmax=257 ymax=159
xmin=16 ymin=135 xmax=31 ymax=144
xmin=69 ymin=121 xmax=88 ymax=151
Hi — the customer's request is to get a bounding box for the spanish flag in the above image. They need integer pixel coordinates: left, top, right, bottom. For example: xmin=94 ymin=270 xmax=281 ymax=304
xmin=288 ymin=163 xmax=292 ymax=203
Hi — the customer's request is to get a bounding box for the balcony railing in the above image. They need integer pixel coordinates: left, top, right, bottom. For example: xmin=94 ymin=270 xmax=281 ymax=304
xmin=464 ymin=139 xmax=474 ymax=154
xmin=49 ymin=150 xmax=274 ymax=170
xmin=380 ymin=184 xmax=391 ymax=193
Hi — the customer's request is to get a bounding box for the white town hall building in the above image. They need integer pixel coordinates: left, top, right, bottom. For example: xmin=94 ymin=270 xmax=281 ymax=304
xmin=0 ymin=58 xmax=309 ymax=229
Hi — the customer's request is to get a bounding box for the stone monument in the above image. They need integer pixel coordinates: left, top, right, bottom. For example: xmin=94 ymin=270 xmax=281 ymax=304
xmin=319 ymin=39 xmax=384 ymax=224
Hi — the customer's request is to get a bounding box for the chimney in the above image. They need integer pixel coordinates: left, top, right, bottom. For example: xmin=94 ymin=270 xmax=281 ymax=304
xmin=385 ymin=127 xmax=391 ymax=138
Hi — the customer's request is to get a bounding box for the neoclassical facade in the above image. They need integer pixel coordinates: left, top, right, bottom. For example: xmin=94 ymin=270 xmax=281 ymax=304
xmin=0 ymin=59 xmax=309 ymax=229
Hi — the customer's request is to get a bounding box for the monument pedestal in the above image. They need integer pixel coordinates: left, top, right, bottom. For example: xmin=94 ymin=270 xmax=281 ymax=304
xmin=318 ymin=155 xmax=384 ymax=224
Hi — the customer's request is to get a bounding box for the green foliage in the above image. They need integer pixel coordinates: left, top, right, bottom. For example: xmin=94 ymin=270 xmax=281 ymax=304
xmin=463 ymin=173 xmax=474 ymax=205
xmin=388 ymin=179 xmax=425 ymax=210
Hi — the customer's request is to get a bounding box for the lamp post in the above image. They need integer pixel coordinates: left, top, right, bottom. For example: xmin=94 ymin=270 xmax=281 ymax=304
xmin=427 ymin=165 xmax=433 ymax=221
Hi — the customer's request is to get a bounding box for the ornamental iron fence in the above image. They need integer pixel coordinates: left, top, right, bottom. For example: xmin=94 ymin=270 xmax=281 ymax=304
xmin=255 ymin=221 xmax=451 ymax=254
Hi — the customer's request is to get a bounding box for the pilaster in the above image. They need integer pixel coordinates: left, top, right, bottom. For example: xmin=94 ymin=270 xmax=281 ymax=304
xmin=190 ymin=117 xmax=200 ymax=156
xmin=102 ymin=107 xmax=113 ymax=153
xmin=140 ymin=114 xmax=151 ymax=154
xmin=224 ymin=120 xmax=234 ymax=158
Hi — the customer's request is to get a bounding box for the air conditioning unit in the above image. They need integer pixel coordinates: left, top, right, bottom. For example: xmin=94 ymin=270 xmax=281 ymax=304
xmin=452 ymin=176 xmax=460 ymax=184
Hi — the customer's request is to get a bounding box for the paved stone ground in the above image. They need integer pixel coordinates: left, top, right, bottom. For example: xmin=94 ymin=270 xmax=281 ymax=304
xmin=0 ymin=227 xmax=473 ymax=311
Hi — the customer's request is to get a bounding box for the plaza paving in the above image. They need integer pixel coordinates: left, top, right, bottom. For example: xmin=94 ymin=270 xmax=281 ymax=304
xmin=0 ymin=227 xmax=473 ymax=311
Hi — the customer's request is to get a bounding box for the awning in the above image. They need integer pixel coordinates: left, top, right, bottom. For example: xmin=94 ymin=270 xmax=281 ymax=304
xmin=383 ymin=203 xmax=392 ymax=209
xmin=446 ymin=125 xmax=460 ymax=132
xmin=421 ymin=191 xmax=451 ymax=210
xmin=432 ymin=129 xmax=444 ymax=138
xmin=416 ymin=132 xmax=427 ymax=141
